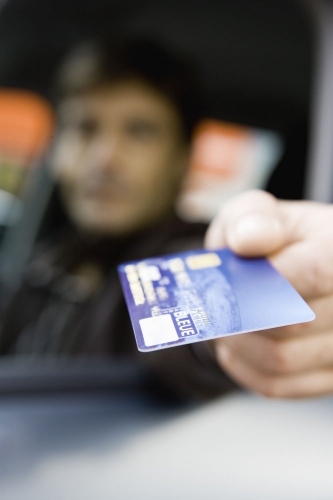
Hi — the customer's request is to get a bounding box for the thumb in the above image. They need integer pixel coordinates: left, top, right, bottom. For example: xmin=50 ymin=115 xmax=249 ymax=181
xmin=205 ymin=190 xmax=286 ymax=257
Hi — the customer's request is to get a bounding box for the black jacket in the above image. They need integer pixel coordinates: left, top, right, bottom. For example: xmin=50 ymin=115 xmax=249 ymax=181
xmin=0 ymin=213 xmax=237 ymax=400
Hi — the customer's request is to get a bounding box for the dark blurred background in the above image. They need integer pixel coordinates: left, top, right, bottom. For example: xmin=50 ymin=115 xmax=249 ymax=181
xmin=0 ymin=0 xmax=316 ymax=204
xmin=0 ymin=0 xmax=314 ymax=132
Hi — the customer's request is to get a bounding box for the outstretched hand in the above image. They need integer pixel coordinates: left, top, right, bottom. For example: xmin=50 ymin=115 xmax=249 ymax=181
xmin=205 ymin=190 xmax=333 ymax=398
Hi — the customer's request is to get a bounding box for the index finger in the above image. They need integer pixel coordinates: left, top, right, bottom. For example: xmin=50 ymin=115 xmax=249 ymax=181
xmin=205 ymin=191 xmax=333 ymax=300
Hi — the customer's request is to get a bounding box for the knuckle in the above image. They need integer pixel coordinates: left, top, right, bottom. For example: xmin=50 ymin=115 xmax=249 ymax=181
xmin=307 ymin=254 xmax=333 ymax=297
xmin=260 ymin=378 xmax=283 ymax=399
xmin=268 ymin=341 xmax=293 ymax=375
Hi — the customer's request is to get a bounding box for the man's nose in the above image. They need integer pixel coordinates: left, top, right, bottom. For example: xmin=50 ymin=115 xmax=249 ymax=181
xmin=88 ymin=134 xmax=121 ymax=172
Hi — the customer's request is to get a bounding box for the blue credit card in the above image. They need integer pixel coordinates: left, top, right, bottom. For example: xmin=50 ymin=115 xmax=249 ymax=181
xmin=117 ymin=248 xmax=315 ymax=352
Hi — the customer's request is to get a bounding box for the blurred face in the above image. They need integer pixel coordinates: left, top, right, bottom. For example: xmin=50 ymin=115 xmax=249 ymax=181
xmin=50 ymin=81 xmax=189 ymax=236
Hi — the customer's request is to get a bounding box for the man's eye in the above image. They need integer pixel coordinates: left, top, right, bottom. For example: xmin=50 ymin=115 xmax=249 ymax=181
xmin=60 ymin=118 xmax=98 ymax=136
xmin=126 ymin=122 xmax=159 ymax=140
xmin=77 ymin=119 xmax=98 ymax=136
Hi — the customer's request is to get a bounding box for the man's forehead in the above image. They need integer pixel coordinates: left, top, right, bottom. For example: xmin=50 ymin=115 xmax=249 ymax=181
xmin=57 ymin=81 xmax=180 ymax=120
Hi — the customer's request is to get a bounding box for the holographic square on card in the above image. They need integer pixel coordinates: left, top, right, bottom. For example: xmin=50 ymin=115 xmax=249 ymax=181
xmin=117 ymin=248 xmax=315 ymax=352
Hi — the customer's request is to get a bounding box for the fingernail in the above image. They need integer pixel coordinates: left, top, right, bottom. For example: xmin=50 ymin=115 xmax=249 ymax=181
xmin=231 ymin=213 xmax=282 ymax=246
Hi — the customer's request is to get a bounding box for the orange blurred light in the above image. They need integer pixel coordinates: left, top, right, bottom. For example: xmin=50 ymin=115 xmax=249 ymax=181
xmin=189 ymin=119 xmax=253 ymax=179
xmin=0 ymin=88 xmax=55 ymax=163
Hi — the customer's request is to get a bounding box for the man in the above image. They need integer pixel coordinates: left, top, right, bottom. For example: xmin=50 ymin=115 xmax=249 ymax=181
xmin=2 ymin=36 xmax=332 ymax=402
xmin=0 ymin=36 xmax=235 ymax=400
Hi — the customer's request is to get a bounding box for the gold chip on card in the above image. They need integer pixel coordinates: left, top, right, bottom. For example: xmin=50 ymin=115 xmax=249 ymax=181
xmin=185 ymin=252 xmax=222 ymax=270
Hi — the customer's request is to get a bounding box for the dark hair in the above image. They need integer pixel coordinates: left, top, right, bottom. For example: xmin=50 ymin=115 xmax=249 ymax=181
xmin=54 ymin=36 xmax=205 ymax=142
